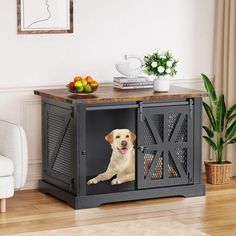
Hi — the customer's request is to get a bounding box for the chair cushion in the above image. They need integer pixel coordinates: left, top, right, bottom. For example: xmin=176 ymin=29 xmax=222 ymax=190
xmin=0 ymin=155 xmax=14 ymax=177
xmin=0 ymin=175 xmax=14 ymax=198
xmin=0 ymin=120 xmax=28 ymax=188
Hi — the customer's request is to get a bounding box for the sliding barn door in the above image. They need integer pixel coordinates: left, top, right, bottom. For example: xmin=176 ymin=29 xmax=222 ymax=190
xmin=137 ymin=101 xmax=194 ymax=189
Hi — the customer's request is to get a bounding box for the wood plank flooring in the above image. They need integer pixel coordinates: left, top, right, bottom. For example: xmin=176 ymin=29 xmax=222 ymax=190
xmin=1 ymin=178 xmax=236 ymax=235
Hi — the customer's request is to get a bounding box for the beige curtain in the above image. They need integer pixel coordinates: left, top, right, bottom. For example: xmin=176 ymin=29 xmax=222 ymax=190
xmin=214 ymin=0 xmax=236 ymax=174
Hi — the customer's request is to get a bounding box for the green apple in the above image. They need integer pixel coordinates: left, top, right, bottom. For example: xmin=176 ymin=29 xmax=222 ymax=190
xmin=76 ymin=86 xmax=84 ymax=93
xmin=75 ymin=81 xmax=82 ymax=87
xmin=84 ymin=85 xmax=92 ymax=93
xmin=75 ymin=81 xmax=83 ymax=92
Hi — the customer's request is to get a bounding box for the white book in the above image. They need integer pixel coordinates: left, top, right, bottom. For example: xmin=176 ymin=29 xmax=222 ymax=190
xmin=114 ymin=84 xmax=153 ymax=90
xmin=113 ymin=81 xmax=153 ymax=87
xmin=113 ymin=76 xmax=149 ymax=83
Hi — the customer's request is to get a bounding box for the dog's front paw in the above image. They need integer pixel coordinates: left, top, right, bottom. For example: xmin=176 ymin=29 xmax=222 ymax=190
xmin=87 ymin=178 xmax=98 ymax=185
xmin=111 ymin=178 xmax=122 ymax=185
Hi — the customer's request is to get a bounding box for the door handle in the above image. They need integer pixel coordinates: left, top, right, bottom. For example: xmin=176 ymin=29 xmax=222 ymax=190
xmin=138 ymin=146 xmax=148 ymax=153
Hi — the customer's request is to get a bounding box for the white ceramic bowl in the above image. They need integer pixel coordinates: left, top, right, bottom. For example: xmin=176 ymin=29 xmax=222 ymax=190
xmin=115 ymin=62 xmax=143 ymax=77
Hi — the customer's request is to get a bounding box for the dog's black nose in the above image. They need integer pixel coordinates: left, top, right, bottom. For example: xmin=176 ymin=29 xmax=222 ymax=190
xmin=121 ymin=140 xmax=127 ymax=147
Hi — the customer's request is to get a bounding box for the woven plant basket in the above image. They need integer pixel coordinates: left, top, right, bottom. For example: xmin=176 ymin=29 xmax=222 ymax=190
xmin=204 ymin=161 xmax=232 ymax=184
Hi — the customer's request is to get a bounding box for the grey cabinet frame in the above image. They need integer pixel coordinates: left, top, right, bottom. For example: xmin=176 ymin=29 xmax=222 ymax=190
xmin=39 ymin=97 xmax=205 ymax=209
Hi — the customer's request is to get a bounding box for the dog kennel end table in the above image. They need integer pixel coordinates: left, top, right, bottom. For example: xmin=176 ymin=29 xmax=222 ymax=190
xmin=34 ymin=85 xmax=208 ymax=209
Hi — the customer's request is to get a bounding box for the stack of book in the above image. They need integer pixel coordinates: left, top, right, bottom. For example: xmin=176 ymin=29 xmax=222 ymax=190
xmin=113 ymin=77 xmax=153 ymax=90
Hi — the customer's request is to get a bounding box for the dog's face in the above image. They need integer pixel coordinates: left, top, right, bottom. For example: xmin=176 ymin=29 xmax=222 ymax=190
xmin=105 ymin=129 xmax=136 ymax=155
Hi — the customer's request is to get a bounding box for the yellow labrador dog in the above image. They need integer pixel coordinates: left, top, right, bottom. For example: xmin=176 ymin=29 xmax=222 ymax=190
xmin=87 ymin=129 xmax=136 ymax=185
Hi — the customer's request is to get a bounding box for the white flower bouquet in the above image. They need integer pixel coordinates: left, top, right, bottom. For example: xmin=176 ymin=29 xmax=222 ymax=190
xmin=143 ymin=51 xmax=178 ymax=77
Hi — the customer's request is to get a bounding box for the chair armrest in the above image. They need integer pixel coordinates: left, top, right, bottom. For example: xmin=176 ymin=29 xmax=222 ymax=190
xmin=0 ymin=120 xmax=28 ymax=189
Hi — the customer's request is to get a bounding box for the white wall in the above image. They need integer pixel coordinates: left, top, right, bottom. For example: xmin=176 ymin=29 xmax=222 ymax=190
xmin=0 ymin=0 xmax=215 ymax=87
xmin=0 ymin=0 xmax=216 ymax=189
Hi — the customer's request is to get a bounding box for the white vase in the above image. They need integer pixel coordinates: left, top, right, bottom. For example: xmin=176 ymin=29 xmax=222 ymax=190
xmin=153 ymin=77 xmax=170 ymax=92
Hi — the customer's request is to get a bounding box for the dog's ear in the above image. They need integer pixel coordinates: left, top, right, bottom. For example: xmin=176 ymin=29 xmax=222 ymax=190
xmin=105 ymin=131 xmax=113 ymax=144
xmin=130 ymin=131 xmax=136 ymax=142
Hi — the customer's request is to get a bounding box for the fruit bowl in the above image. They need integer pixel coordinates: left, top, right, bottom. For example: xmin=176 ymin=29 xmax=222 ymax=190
xmin=67 ymin=76 xmax=99 ymax=94
xmin=66 ymin=84 xmax=98 ymax=94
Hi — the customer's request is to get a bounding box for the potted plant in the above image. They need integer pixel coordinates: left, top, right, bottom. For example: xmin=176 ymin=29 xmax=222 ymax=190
xmin=202 ymin=73 xmax=236 ymax=184
xmin=143 ymin=51 xmax=178 ymax=92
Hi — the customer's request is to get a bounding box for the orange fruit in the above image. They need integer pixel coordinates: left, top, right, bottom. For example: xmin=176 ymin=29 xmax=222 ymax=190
xmin=86 ymin=76 xmax=94 ymax=84
xmin=90 ymin=81 xmax=98 ymax=91
xmin=74 ymin=76 xmax=83 ymax=82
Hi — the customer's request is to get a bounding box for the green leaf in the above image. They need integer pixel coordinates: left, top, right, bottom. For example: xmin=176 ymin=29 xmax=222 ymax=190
xmin=226 ymin=104 xmax=236 ymax=119
xmin=227 ymin=138 xmax=236 ymax=144
xmin=226 ymin=114 xmax=236 ymax=127
xmin=201 ymin=73 xmax=217 ymax=107
xmin=203 ymin=102 xmax=216 ymax=131
xmin=226 ymin=120 xmax=236 ymax=140
xmin=203 ymin=136 xmax=217 ymax=150
xmin=202 ymin=126 xmax=214 ymax=138
xmin=216 ymin=95 xmax=226 ymax=132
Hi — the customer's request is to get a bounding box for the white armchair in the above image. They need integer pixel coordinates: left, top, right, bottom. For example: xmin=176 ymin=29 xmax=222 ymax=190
xmin=0 ymin=120 xmax=28 ymax=213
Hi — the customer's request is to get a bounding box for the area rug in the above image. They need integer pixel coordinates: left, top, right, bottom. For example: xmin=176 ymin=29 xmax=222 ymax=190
xmin=11 ymin=217 xmax=209 ymax=236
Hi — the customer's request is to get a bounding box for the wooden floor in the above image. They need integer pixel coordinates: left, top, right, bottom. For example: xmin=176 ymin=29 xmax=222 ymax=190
xmin=1 ymin=178 xmax=236 ymax=235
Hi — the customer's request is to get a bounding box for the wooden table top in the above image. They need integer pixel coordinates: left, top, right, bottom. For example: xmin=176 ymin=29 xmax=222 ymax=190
xmin=34 ymin=84 xmax=208 ymax=104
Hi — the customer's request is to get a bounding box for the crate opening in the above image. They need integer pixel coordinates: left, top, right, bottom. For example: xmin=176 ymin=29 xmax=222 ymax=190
xmin=86 ymin=108 xmax=137 ymax=195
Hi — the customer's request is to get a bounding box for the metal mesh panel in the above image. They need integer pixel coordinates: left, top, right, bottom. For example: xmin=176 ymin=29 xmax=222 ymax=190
xmin=143 ymin=119 xmax=156 ymax=145
xmin=168 ymin=152 xmax=180 ymax=178
xmin=175 ymin=147 xmax=187 ymax=173
xmin=140 ymin=105 xmax=192 ymax=188
xmin=168 ymin=113 xmax=180 ymax=141
xmin=143 ymin=152 xmax=163 ymax=180
xmin=47 ymin=113 xmax=65 ymax=163
xmin=152 ymin=114 xmax=164 ymax=141
xmin=176 ymin=116 xmax=188 ymax=142
xmin=144 ymin=152 xmax=155 ymax=177
xmin=53 ymin=124 xmax=73 ymax=177
xmin=151 ymin=152 xmax=163 ymax=180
